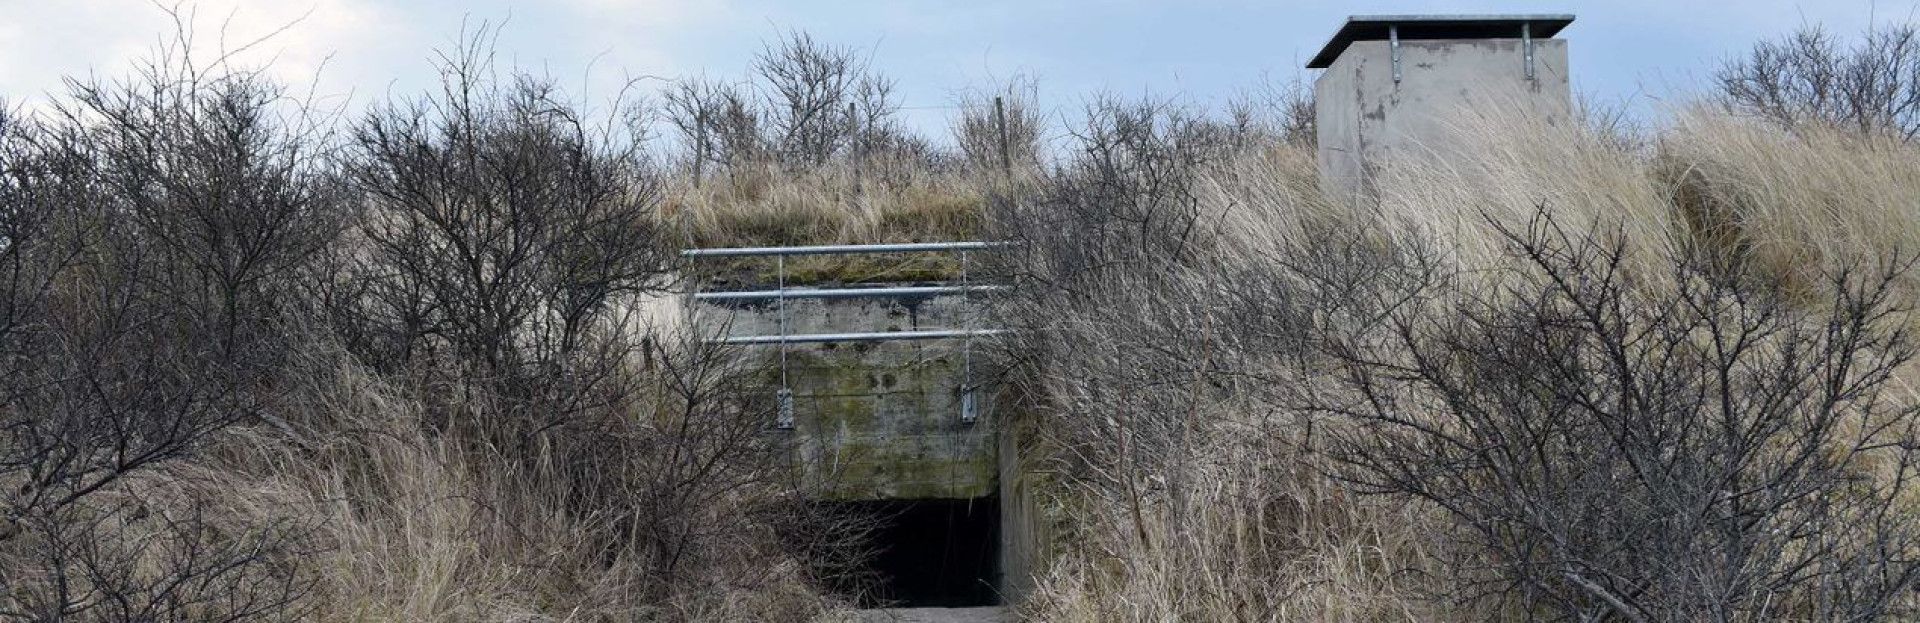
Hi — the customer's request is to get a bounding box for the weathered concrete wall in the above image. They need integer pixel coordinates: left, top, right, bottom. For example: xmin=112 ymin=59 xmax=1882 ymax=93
xmin=994 ymin=406 xmax=1048 ymax=605
xmin=704 ymin=291 xmax=998 ymax=501
xmin=696 ymin=285 xmax=1047 ymax=602
xmin=1315 ymin=38 xmax=1571 ymax=200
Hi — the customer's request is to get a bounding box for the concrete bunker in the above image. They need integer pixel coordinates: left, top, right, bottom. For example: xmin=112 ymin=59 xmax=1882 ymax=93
xmin=685 ymin=243 xmax=1028 ymax=607
xmin=681 ymin=14 xmax=1583 ymax=607
xmin=1310 ymin=14 xmax=1576 ymax=200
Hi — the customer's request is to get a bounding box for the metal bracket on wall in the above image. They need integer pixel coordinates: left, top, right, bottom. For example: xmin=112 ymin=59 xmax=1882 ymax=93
xmin=1522 ymin=21 xmax=1536 ymax=81
xmin=776 ymin=387 xmax=795 ymax=430
xmin=960 ymin=387 xmax=978 ymax=425
xmin=1389 ymin=24 xmax=1402 ymax=84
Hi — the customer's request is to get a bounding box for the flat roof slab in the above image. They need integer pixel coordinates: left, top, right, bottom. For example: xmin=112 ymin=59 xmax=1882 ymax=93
xmin=1307 ymin=14 xmax=1575 ymax=68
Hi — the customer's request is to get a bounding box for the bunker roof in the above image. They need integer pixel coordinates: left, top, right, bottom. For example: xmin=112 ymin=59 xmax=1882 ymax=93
xmin=1306 ymin=14 xmax=1576 ymax=69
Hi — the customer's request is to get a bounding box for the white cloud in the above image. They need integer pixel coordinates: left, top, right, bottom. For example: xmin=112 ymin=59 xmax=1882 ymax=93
xmin=8 ymin=0 xmax=1903 ymax=131
xmin=4 ymin=1 xmax=414 ymax=104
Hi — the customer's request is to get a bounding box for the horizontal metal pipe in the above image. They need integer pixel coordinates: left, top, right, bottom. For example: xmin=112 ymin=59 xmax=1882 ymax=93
xmin=681 ymin=241 xmax=1011 ymax=258
xmin=692 ymin=284 xmax=1009 ymax=301
xmin=711 ymin=329 xmax=1008 ymax=345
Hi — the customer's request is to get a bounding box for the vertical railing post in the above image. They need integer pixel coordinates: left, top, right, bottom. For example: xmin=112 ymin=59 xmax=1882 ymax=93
xmin=1522 ymin=21 xmax=1536 ymax=82
xmin=993 ymin=97 xmax=1012 ymax=175
xmin=776 ymin=254 xmax=794 ymax=429
xmin=959 ymin=249 xmax=978 ymax=424
xmin=1389 ymin=24 xmax=1402 ymax=84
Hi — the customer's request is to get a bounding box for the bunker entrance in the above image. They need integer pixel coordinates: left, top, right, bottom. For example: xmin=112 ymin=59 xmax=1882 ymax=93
xmin=832 ymin=497 xmax=1001 ymax=608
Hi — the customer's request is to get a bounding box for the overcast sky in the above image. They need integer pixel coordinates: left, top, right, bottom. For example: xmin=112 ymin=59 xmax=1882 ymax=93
xmin=2 ymin=0 xmax=1914 ymax=138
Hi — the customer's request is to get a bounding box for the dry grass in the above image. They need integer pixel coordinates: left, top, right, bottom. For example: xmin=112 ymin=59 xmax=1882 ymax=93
xmin=1370 ymin=95 xmax=1684 ymax=289
xmin=1012 ymin=105 xmax=1920 ymax=621
xmin=668 ymin=160 xmax=988 ymax=247
xmin=1020 ymin=427 xmax=1466 ymax=621
xmin=129 ymin=103 xmax=1909 ymax=622
xmin=1660 ymin=108 xmax=1920 ymax=293
xmin=23 ymin=92 xmax=1918 ymax=621
xmin=667 ymin=159 xmax=1016 ymax=285
xmin=1005 ymin=138 xmax=1473 ymax=622
xmin=1370 ymin=100 xmax=1920 ymax=297
xmin=173 ymin=339 xmax=840 ymax=623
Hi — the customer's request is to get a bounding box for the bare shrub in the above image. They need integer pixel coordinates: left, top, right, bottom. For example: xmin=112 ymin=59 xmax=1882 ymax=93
xmin=663 ymin=31 xmax=973 ymax=254
xmin=1718 ymin=22 xmax=1920 ymax=139
xmin=663 ymin=31 xmax=924 ymax=180
xmin=314 ymin=30 xmax=853 ymax=619
xmin=988 ymin=100 xmax=1463 ymax=619
xmin=953 ymin=78 xmax=1045 ymax=174
xmin=6 ymin=491 xmax=311 ymax=623
xmin=1313 ymin=208 xmax=1920 ymax=621
xmin=664 ymin=77 xmax=762 ymax=184
xmin=341 ymin=35 xmax=672 ymax=439
xmin=992 ymin=96 xmax=1294 ymax=486
xmin=754 ymin=31 xmax=897 ymax=170
xmin=999 ymin=96 xmax=1920 ymax=620
xmin=621 ymin=331 xmax=795 ymax=602
xmin=1226 ymin=75 xmax=1316 ymax=148
xmin=187 ymin=325 xmax=840 ymax=621
xmin=0 ymin=45 xmax=337 ymax=621
xmin=988 ymin=95 xmax=1249 ymax=309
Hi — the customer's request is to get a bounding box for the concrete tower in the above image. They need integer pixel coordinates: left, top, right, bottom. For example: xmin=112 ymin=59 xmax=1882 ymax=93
xmin=1310 ymin=15 xmax=1576 ymax=201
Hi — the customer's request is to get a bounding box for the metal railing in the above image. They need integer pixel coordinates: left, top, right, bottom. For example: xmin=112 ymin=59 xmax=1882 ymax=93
xmin=681 ymin=241 xmax=1010 ymax=258
xmin=681 ymin=241 xmax=1009 ymax=428
xmin=714 ymin=329 xmax=1009 ymax=346
xmin=691 ymin=284 xmax=1009 ymax=303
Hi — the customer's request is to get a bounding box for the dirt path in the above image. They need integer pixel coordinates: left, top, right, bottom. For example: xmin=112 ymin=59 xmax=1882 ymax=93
xmin=849 ymin=606 xmax=1011 ymax=623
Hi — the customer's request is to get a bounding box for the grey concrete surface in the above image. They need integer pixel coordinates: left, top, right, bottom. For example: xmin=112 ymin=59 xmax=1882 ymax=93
xmin=1315 ymin=37 xmax=1572 ymax=201
xmin=705 ymin=291 xmax=998 ymax=501
xmin=849 ymin=607 xmax=1012 ymax=623
xmin=697 ymin=287 xmax=1041 ymax=604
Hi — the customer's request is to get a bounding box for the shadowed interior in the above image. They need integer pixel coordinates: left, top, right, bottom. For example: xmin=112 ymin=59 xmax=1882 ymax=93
xmin=828 ymin=497 xmax=1001 ymax=608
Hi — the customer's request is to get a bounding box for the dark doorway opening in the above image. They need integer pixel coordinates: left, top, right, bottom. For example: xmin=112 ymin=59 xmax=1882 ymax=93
xmin=827 ymin=497 xmax=1000 ymax=608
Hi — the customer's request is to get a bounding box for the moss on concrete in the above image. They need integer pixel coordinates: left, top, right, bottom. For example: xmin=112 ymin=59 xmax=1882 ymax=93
xmin=690 ymin=254 xmax=966 ymax=290
xmin=773 ymin=331 xmax=997 ymax=500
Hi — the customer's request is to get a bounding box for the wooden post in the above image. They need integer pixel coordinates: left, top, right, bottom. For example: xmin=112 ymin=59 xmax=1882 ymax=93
xmin=848 ymin=101 xmax=861 ymax=159
xmin=993 ymin=96 xmax=1012 ymax=175
xmin=849 ymin=101 xmax=863 ymax=193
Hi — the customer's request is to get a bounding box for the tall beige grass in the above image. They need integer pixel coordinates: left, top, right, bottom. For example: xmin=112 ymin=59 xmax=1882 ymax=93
xmin=1020 ymin=422 xmax=1463 ymax=621
xmin=1661 ymin=108 xmax=1920 ymax=291
xmin=1371 ymin=96 xmax=1684 ymax=286
xmin=1373 ymin=100 xmax=1920 ymax=294
xmin=1016 ymin=105 xmax=1920 ymax=621
xmin=668 ymin=159 xmax=1008 ymax=285
xmin=1010 ymin=140 xmax=1475 ymax=622
xmin=55 ymin=98 xmax=1920 ymax=622
xmin=181 ymin=339 xmax=839 ymax=622
xmin=668 ymin=160 xmax=989 ymax=249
